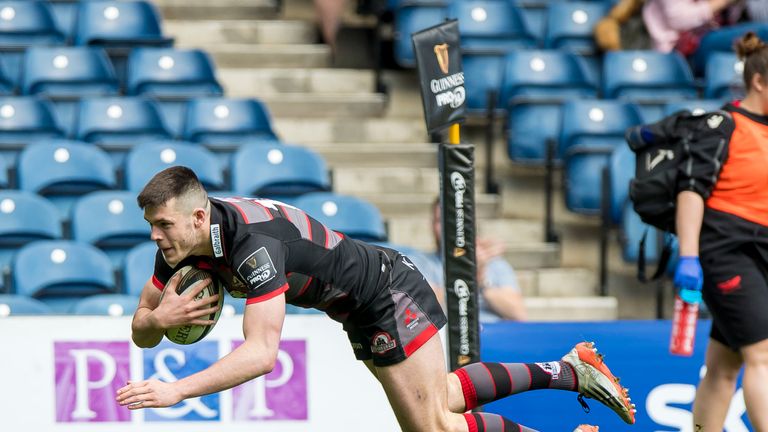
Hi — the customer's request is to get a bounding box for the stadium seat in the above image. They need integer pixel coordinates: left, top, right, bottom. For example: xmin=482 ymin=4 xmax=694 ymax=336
xmin=293 ymin=192 xmax=387 ymax=242
xmin=74 ymin=0 xmax=173 ymax=84
xmin=73 ymin=96 xmax=172 ymax=164
xmin=231 ymin=144 xmax=331 ymax=200
xmin=124 ymin=140 xmax=225 ymax=192
xmin=17 ymin=140 xmax=116 ymax=217
xmin=21 ymin=46 xmax=119 ymax=97
xmin=0 ymin=190 xmax=62 ymax=273
xmin=12 ymin=240 xmax=116 ymax=312
xmin=500 ymin=50 xmax=596 ymax=163
xmin=0 ymin=1 xmax=64 ymax=46
xmin=393 ymin=1 xmax=447 ymax=68
xmin=704 ymin=52 xmax=745 ymax=100
xmin=0 ymin=294 xmax=52 ymax=315
xmin=602 ymin=50 xmax=697 ymax=100
xmin=70 ymin=293 xmax=138 ymax=316
xmin=71 ymin=191 xmax=150 ymax=266
xmin=0 ymin=96 xmax=64 ymax=164
xmin=448 ymin=0 xmax=536 ymax=51
xmin=122 ymin=241 xmax=155 ymax=296
xmin=461 ymin=52 xmax=507 ymax=112
xmin=607 ymin=143 xmax=634 ymax=226
xmin=560 ymin=100 xmax=643 ymax=214
xmin=544 ymin=1 xmax=609 ymax=54
xmin=0 ymin=154 xmax=7 ymax=188
xmin=691 ymin=22 xmax=768 ymax=76
xmin=181 ymin=97 xmax=279 ymax=150
xmin=620 ymin=203 xmax=663 ymax=264
xmin=125 ymin=47 xmax=223 ymax=98
xmin=663 ymin=99 xmax=725 ymax=117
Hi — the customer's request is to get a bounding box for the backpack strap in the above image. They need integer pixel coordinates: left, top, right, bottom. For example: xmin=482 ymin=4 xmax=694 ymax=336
xmin=638 ymin=229 xmax=674 ymax=282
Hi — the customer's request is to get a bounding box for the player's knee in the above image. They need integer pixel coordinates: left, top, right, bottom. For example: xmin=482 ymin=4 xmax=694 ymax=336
xmin=705 ymin=362 xmax=741 ymax=383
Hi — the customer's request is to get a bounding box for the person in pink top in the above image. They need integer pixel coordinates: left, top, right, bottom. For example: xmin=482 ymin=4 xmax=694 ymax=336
xmin=643 ymin=0 xmax=742 ymax=53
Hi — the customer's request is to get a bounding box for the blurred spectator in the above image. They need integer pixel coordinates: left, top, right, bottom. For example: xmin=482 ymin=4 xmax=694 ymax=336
xmin=594 ymin=0 xmax=649 ymax=51
xmin=314 ymin=0 xmax=346 ymax=54
xmin=643 ymin=0 xmax=742 ymax=55
xmin=746 ymin=0 xmax=768 ymax=22
xmin=412 ymin=199 xmax=527 ymax=323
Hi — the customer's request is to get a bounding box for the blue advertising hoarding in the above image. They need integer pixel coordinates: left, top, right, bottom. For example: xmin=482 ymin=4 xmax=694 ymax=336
xmin=481 ymin=320 xmax=751 ymax=431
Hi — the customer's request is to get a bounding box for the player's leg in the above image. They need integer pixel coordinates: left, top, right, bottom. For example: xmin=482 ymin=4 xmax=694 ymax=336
xmin=375 ymin=332 xmax=541 ymax=432
xmin=692 ymin=338 xmax=742 ymax=430
xmin=447 ymin=342 xmax=635 ymax=424
xmin=741 ymin=338 xmax=768 ymax=431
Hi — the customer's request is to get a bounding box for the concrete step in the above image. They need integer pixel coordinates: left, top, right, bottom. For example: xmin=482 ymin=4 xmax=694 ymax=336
xmin=363 ymin=193 xmax=500 ymax=219
xmin=333 ymin=167 xmax=438 ymax=195
xmin=517 ymin=267 xmax=597 ymax=297
xmin=504 ymin=242 xmax=561 ymax=269
xmin=273 ymin=118 xmax=428 ymax=144
xmin=524 ymin=296 xmax=618 ymax=321
xmin=305 ymin=143 xmax=437 ymax=168
xmin=165 ymin=20 xmax=316 ymax=45
xmin=218 ymin=68 xmax=375 ymax=95
xmin=257 ymin=94 xmax=387 ymax=117
xmin=188 ymin=44 xmax=331 ymax=69
xmin=156 ymin=0 xmax=278 ymax=20
xmin=388 ymin=217 xmax=546 ymax=251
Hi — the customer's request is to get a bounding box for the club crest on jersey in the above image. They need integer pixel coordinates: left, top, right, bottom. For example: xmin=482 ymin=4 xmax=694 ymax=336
xmin=210 ymin=224 xmax=223 ymax=258
xmin=371 ymin=332 xmax=397 ymax=354
xmin=237 ymin=247 xmax=276 ymax=289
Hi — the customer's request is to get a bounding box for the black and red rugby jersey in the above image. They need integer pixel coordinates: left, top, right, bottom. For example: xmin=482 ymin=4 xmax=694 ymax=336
xmin=151 ymin=196 xmax=393 ymax=321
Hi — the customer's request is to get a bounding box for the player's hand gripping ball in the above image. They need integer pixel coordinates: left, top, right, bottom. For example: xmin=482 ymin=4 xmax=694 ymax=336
xmin=161 ymin=266 xmax=224 ymax=345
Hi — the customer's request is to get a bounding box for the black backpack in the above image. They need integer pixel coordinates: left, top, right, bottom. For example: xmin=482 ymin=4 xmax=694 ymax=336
xmin=624 ymin=109 xmax=727 ymax=281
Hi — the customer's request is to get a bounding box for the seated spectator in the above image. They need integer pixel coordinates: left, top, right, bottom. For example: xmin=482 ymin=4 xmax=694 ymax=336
xmin=314 ymin=0 xmax=346 ymax=54
xmin=412 ymin=199 xmax=527 ymax=323
xmin=594 ymin=0 xmax=649 ymax=52
xmin=643 ymin=0 xmax=742 ymax=55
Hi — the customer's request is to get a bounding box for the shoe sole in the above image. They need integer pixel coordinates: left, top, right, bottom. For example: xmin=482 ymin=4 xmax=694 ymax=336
xmin=574 ymin=342 xmax=635 ymax=424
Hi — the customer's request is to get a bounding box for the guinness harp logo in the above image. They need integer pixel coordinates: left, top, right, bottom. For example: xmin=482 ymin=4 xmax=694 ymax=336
xmin=434 ymin=43 xmax=449 ymax=74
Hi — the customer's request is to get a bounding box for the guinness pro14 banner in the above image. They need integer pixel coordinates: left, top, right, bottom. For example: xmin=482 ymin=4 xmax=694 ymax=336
xmin=439 ymin=143 xmax=480 ymax=370
xmin=412 ymin=19 xmax=466 ymax=134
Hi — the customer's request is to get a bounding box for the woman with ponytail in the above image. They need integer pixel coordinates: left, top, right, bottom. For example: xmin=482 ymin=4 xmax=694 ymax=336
xmin=674 ymin=31 xmax=768 ymax=431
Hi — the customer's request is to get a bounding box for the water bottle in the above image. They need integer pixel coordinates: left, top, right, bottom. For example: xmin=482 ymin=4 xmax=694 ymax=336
xmin=669 ymin=292 xmax=699 ymax=356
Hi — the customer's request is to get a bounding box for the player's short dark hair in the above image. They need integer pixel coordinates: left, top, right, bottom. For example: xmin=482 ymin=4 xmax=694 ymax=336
xmin=136 ymin=166 xmax=207 ymax=210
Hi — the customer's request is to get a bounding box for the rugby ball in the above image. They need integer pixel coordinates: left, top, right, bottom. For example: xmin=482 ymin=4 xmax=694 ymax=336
xmin=162 ymin=265 xmax=225 ymax=345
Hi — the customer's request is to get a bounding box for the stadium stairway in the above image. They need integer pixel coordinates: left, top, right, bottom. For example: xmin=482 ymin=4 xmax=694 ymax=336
xmin=153 ymin=0 xmax=626 ymax=321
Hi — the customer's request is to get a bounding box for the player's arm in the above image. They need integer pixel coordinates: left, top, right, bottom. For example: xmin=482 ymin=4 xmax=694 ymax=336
xmin=130 ymin=272 xmax=219 ymax=348
xmin=117 ymin=293 xmax=286 ymax=409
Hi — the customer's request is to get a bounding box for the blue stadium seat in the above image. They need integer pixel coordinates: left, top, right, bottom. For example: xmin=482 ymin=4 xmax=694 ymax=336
xmin=663 ymin=99 xmax=725 ymax=117
xmin=71 ymin=191 xmax=150 ymax=266
xmin=0 ymin=1 xmax=63 ymax=49
xmin=544 ymin=1 xmax=609 ymax=53
xmin=0 ymin=59 xmax=13 ymax=95
xmin=501 ymin=50 xmax=596 ymax=163
xmin=124 ymin=140 xmax=225 ymax=192
xmin=12 ymin=240 xmax=115 ymax=312
xmin=0 ymin=191 xmax=62 ymax=273
xmin=462 ymin=52 xmax=507 ymax=112
xmin=181 ymin=97 xmax=279 ymax=150
xmin=704 ymin=52 xmax=744 ymax=100
xmin=620 ymin=203 xmax=662 ymax=264
xmin=0 ymin=154 xmax=7 ymax=188
xmin=0 ymin=96 xmax=64 ymax=164
xmin=70 ymin=293 xmax=138 ymax=316
xmin=691 ymin=22 xmax=768 ymax=76
xmin=448 ymin=0 xmax=536 ymax=51
xmin=17 ymin=140 xmax=116 ymax=218
xmin=74 ymin=0 xmax=173 ymax=85
xmin=602 ymin=51 xmax=697 ymax=100
xmin=73 ymin=96 xmax=172 ymax=164
xmin=393 ymin=2 xmax=447 ymax=68
xmin=231 ymin=144 xmax=331 ymax=200
xmin=560 ymin=100 xmax=643 ymax=214
xmin=125 ymin=47 xmax=223 ymax=98
xmin=0 ymin=294 xmax=52 ymax=315
xmin=21 ymin=46 xmax=119 ymax=97
xmin=293 ymin=192 xmax=387 ymax=242
xmin=122 ymin=241 xmax=155 ymax=296
xmin=607 ymin=143 xmax=634 ymax=225
xmin=74 ymin=1 xmax=172 ymax=47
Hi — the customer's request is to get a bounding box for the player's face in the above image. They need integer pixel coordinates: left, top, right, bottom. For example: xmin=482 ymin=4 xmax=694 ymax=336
xmin=144 ymin=198 xmax=199 ymax=267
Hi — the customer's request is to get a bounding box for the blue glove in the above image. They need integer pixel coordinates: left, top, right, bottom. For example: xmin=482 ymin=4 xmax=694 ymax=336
xmin=674 ymin=256 xmax=703 ymax=304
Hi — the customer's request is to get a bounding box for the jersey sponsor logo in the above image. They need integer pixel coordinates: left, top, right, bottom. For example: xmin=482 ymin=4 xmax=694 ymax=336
xmin=371 ymin=332 xmax=397 ymax=354
xmin=404 ymin=308 xmax=421 ymax=331
xmin=237 ymin=247 xmax=277 ymax=289
xmin=210 ymin=224 xmax=223 ymax=258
